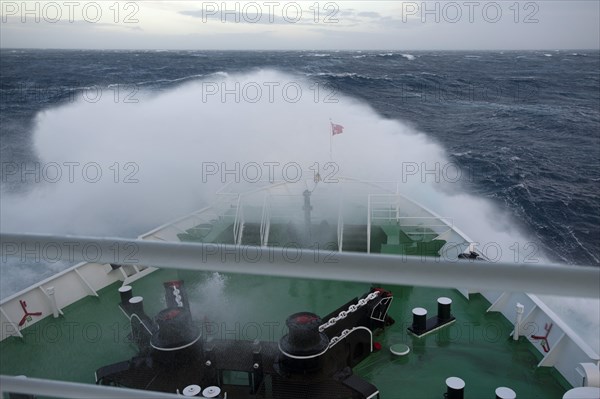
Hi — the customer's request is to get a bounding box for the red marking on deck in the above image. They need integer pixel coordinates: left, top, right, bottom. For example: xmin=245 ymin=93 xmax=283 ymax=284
xmin=18 ymin=300 xmax=42 ymax=327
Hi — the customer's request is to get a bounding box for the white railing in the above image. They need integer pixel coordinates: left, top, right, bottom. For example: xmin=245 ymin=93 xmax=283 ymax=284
xmin=264 ymin=194 xmax=306 ymax=227
xmin=0 ymin=259 xmax=155 ymax=341
xmin=337 ymin=205 xmax=344 ymax=252
xmin=232 ymin=195 xmax=244 ymax=245
xmin=260 ymin=195 xmax=271 ymax=247
xmin=0 ymin=375 xmax=188 ymax=399
xmin=485 ymin=291 xmax=600 ymax=387
xmin=367 ymin=195 xmax=371 ymax=253
xmin=368 ymin=194 xmax=472 ymax=247
xmin=2 ymin=233 xmax=599 ymax=389
xmin=381 ymin=216 xmax=453 ymax=239
xmin=2 ymin=233 xmax=598 ymax=299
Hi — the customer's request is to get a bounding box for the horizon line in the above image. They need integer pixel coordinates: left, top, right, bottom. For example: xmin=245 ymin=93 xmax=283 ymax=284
xmin=1 ymin=47 xmax=599 ymax=52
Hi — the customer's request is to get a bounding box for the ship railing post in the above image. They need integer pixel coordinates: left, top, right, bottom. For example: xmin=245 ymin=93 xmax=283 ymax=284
xmin=0 ymin=307 xmax=23 ymax=339
xmin=264 ymin=201 xmax=271 ymax=248
xmin=337 ymin=203 xmax=344 ymax=252
xmin=45 ymin=286 xmax=59 ymax=318
xmin=367 ymin=195 xmax=372 ymax=253
xmin=233 ymin=194 xmax=241 ymax=244
xmin=260 ymin=194 xmax=270 ymax=247
xmin=513 ymin=303 xmax=524 ymax=341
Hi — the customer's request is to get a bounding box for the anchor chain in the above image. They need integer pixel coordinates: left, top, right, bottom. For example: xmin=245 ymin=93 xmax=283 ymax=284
xmin=329 ymin=328 xmax=352 ymax=347
xmin=318 ymin=291 xmax=380 ymax=332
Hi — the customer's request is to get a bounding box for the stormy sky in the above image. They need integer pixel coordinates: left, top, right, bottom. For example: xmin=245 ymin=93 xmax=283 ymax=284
xmin=1 ymin=1 xmax=598 ymax=50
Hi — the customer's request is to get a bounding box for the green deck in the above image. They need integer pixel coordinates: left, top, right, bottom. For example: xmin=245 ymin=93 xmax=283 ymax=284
xmin=1 ymin=267 xmax=569 ymax=398
xmin=1 ymin=221 xmax=571 ymax=398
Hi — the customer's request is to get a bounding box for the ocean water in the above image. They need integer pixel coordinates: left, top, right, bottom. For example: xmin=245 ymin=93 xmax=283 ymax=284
xmin=1 ymin=49 xmax=599 ymax=351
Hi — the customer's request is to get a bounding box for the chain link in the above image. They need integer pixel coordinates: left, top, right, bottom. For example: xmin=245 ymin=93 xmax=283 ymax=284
xmin=328 ymin=329 xmax=352 ymax=347
xmin=318 ymin=291 xmax=380 ymax=332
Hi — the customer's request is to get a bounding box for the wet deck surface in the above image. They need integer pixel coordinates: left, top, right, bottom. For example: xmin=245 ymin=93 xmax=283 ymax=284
xmin=1 ymin=268 xmax=569 ymax=398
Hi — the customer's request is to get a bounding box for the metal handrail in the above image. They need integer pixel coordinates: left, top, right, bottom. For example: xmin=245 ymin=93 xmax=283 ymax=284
xmin=0 ymin=375 xmax=187 ymax=399
xmin=1 ymin=233 xmax=598 ymax=299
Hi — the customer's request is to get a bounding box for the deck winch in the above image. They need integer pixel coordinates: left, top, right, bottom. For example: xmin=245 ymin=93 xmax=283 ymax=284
xmin=96 ymin=280 xmax=394 ymax=399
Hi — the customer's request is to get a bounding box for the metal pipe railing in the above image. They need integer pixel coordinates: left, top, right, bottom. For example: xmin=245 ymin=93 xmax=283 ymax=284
xmin=0 ymin=375 xmax=190 ymax=399
xmin=1 ymin=233 xmax=598 ymax=298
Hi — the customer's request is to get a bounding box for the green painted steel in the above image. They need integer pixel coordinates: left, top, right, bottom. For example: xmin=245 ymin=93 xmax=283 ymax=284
xmin=0 ymin=222 xmax=571 ymax=398
xmin=1 ymin=268 xmax=569 ymax=398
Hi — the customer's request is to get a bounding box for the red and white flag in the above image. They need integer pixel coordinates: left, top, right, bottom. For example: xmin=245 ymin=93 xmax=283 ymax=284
xmin=331 ymin=122 xmax=344 ymax=136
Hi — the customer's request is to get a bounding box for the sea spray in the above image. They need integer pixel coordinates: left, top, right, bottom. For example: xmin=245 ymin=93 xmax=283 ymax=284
xmin=1 ymin=69 xmax=597 ymax=352
xmin=3 ymin=69 xmax=510 ymax=242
